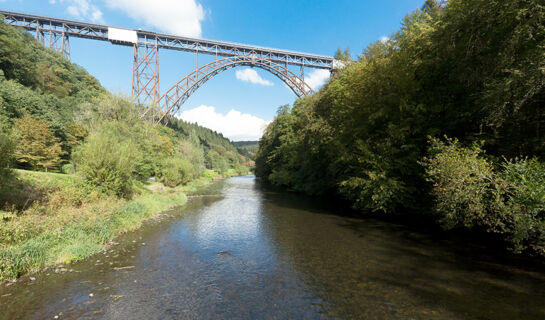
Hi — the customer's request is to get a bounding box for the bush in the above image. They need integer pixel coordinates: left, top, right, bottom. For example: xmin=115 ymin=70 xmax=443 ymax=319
xmin=424 ymin=137 xmax=545 ymax=254
xmin=202 ymin=169 xmax=217 ymax=180
xmin=498 ymin=159 xmax=545 ymax=254
xmin=160 ymin=156 xmax=193 ymax=187
xmin=0 ymin=126 xmax=15 ymax=180
xmin=178 ymin=138 xmax=205 ymax=178
xmin=72 ymin=123 xmax=136 ymax=197
xmin=61 ymin=163 xmax=76 ymax=174
xmin=423 ymin=137 xmax=493 ymax=229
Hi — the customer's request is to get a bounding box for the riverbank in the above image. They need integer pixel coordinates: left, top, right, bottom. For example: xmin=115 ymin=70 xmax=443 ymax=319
xmin=0 ymin=169 xmax=216 ymax=280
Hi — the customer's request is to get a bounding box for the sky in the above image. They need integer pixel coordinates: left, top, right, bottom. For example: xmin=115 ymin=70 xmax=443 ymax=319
xmin=0 ymin=0 xmax=425 ymax=140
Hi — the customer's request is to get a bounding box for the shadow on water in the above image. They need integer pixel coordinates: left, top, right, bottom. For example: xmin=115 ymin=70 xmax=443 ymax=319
xmin=256 ymin=176 xmax=545 ymax=270
xmin=1 ymin=176 xmax=544 ymax=319
xmin=254 ymin=177 xmax=545 ymax=319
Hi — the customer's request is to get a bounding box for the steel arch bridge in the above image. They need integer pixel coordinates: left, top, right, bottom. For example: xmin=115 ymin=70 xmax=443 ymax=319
xmin=1 ymin=10 xmax=335 ymax=121
xmin=153 ymin=55 xmax=314 ymax=122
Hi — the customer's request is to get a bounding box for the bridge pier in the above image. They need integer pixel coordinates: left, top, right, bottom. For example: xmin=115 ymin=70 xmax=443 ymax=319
xmin=132 ymin=38 xmax=160 ymax=107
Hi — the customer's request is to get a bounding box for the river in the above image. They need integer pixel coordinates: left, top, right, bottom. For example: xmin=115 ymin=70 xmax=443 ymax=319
xmin=1 ymin=176 xmax=544 ymax=319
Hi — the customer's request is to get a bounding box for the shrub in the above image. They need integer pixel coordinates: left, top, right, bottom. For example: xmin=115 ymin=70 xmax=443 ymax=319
xmin=72 ymin=123 xmax=136 ymax=197
xmin=202 ymin=169 xmax=217 ymax=180
xmin=424 ymin=137 xmax=545 ymax=254
xmin=160 ymin=156 xmax=193 ymax=187
xmin=339 ymin=173 xmax=408 ymax=214
xmin=61 ymin=163 xmax=76 ymax=174
xmin=423 ymin=137 xmax=493 ymax=229
xmin=498 ymin=159 xmax=545 ymax=254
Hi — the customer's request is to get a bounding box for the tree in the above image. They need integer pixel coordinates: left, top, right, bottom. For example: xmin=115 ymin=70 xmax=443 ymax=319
xmin=421 ymin=0 xmax=441 ymax=14
xmin=72 ymin=122 xmax=136 ymax=197
xmin=334 ymin=47 xmax=353 ymax=62
xmin=65 ymin=122 xmax=88 ymax=153
xmin=0 ymin=124 xmax=14 ymax=180
xmin=13 ymin=115 xmax=63 ymax=171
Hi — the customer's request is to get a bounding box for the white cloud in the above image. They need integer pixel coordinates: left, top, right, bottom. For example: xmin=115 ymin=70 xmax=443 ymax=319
xmin=179 ymin=105 xmax=269 ymax=141
xmin=380 ymin=36 xmax=390 ymax=43
xmin=235 ymin=68 xmax=274 ymax=86
xmin=53 ymin=0 xmax=104 ymax=23
xmin=105 ymin=0 xmax=205 ymax=37
xmin=305 ymin=69 xmax=330 ymax=90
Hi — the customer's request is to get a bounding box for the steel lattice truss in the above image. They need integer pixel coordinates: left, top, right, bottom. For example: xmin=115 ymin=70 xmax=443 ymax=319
xmin=1 ymin=10 xmax=335 ymax=118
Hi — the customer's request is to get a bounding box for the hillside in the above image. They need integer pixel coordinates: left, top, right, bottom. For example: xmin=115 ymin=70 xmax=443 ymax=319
xmin=233 ymin=140 xmax=259 ymax=160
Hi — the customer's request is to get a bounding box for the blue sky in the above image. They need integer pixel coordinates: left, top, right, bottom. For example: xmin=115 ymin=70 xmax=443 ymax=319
xmin=0 ymin=0 xmax=425 ymax=140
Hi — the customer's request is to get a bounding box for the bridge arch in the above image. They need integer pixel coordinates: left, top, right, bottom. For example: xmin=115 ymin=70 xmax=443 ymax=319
xmin=155 ymin=55 xmax=315 ymax=122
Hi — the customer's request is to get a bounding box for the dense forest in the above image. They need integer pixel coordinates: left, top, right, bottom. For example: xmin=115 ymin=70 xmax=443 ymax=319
xmin=256 ymin=0 xmax=545 ymax=255
xmin=0 ymin=17 xmax=249 ymax=199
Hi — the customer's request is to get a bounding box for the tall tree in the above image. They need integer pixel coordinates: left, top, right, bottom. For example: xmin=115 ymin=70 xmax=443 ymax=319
xmin=13 ymin=115 xmax=63 ymax=171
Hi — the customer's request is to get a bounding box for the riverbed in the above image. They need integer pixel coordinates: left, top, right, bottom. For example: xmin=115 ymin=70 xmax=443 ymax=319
xmin=1 ymin=176 xmax=544 ymax=319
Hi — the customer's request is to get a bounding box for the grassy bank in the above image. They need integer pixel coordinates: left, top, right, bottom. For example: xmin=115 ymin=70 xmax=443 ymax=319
xmin=0 ymin=169 xmax=215 ymax=280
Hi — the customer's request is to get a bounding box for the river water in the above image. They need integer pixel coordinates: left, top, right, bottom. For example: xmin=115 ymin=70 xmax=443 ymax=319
xmin=1 ymin=176 xmax=544 ymax=319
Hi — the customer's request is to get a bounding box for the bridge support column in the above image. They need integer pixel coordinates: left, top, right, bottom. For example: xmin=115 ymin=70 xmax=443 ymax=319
xmin=132 ymin=39 xmax=160 ymax=108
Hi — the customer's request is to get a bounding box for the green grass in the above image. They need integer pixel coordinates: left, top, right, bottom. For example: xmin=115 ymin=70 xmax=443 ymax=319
xmin=0 ymin=169 xmax=203 ymax=280
xmin=14 ymin=169 xmax=81 ymax=187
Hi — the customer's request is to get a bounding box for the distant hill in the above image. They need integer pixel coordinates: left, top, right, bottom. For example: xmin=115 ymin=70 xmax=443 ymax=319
xmin=233 ymin=141 xmax=259 ymax=147
xmin=233 ymin=141 xmax=258 ymax=160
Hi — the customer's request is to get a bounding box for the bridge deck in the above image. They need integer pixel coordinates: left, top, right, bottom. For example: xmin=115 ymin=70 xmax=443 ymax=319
xmin=0 ymin=10 xmax=334 ymax=69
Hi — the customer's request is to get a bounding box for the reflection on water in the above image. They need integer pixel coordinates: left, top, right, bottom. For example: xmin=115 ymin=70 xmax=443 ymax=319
xmin=1 ymin=176 xmax=544 ymax=319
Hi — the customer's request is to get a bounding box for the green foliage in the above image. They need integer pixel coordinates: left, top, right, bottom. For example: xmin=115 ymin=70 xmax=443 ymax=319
xmin=423 ymin=138 xmax=494 ymax=229
xmin=0 ymin=19 xmax=104 ymax=137
xmin=233 ymin=140 xmax=258 ymax=160
xmin=177 ymin=133 xmax=205 ymax=178
xmin=77 ymin=95 xmax=143 ymax=130
xmin=334 ymin=47 xmax=354 ymax=64
xmin=0 ymin=124 xmax=14 ymax=180
xmin=0 ymin=168 xmax=190 ymax=279
xmin=73 ymin=122 xmax=136 ymax=197
xmin=159 ymin=156 xmax=194 ymax=187
xmin=0 ymin=19 xmax=103 ymax=97
xmin=166 ymin=117 xmax=249 ymax=174
xmin=13 ymin=115 xmax=64 ymax=171
xmin=61 ymin=163 xmax=76 ymax=174
xmin=206 ymin=149 xmax=229 ymax=174
xmin=424 ymin=138 xmax=545 ymax=254
xmin=202 ymin=169 xmax=218 ymax=179
xmin=497 ymin=159 xmax=545 ymax=254
xmin=64 ymin=122 xmax=88 ymax=154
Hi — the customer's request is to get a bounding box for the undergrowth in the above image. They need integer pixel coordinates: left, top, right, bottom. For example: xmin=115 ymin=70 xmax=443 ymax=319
xmin=0 ymin=169 xmax=204 ymax=280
